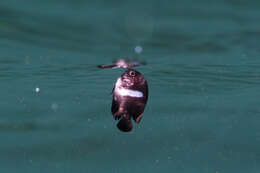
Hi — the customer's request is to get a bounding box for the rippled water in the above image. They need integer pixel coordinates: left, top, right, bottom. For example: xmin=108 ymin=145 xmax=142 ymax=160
xmin=1 ymin=0 xmax=260 ymax=172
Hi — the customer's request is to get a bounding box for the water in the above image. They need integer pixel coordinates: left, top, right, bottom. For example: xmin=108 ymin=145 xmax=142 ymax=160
xmin=1 ymin=0 xmax=260 ymax=172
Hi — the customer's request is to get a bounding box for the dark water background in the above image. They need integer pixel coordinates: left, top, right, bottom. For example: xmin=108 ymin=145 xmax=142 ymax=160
xmin=1 ymin=0 xmax=260 ymax=172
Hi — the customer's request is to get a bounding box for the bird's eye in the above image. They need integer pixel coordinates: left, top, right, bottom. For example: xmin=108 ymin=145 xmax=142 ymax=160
xmin=129 ymin=71 xmax=136 ymax=77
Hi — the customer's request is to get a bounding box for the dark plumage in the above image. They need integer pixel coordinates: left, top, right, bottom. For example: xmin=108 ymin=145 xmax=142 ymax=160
xmin=98 ymin=59 xmax=148 ymax=132
xmin=111 ymin=69 xmax=148 ymax=132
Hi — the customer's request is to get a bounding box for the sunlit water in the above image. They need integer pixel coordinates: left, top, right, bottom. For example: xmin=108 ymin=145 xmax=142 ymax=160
xmin=1 ymin=0 xmax=260 ymax=172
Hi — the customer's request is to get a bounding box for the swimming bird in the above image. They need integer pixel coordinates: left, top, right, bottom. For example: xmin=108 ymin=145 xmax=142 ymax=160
xmin=98 ymin=59 xmax=148 ymax=132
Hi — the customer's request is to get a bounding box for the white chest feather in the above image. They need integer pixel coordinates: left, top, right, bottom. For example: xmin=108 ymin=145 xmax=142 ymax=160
xmin=116 ymin=88 xmax=143 ymax=98
xmin=115 ymin=78 xmax=143 ymax=98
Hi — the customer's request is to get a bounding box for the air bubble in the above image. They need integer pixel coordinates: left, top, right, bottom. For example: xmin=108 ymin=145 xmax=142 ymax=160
xmin=135 ymin=45 xmax=143 ymax=54
xmin=35 ymin=87 xmax=40 ymax=93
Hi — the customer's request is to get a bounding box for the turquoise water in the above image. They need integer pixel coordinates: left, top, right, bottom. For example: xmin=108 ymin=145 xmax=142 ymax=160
xmin=1 ymin=0 xmax=260 ymax=172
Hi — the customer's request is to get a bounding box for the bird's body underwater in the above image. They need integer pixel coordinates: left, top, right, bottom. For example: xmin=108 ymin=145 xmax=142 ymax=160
xmin=98 ymin=59 xmax=148 ymax=132
xmin=112 ymin=69 xmax=148 ymax=132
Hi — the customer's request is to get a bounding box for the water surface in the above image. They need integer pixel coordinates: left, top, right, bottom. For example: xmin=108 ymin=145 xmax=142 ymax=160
xmin=0 ymin=0 xmax=260 ymax=172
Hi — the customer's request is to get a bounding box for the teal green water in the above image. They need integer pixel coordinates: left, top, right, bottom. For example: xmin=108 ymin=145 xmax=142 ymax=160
xmin=1 ymin=0 xmax=260 ymax=172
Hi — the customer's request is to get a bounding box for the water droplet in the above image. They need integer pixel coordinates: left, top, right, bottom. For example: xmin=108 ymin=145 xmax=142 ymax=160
xmin=25 ymin=56 xmax=30 ymax=65
xmin=51 ymin=103 xmax=58 ymax=111
xmin=35 ymin=87 xmax=40 ymax=93
xmin=135 ymin=45 xmax=143 ymax=54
